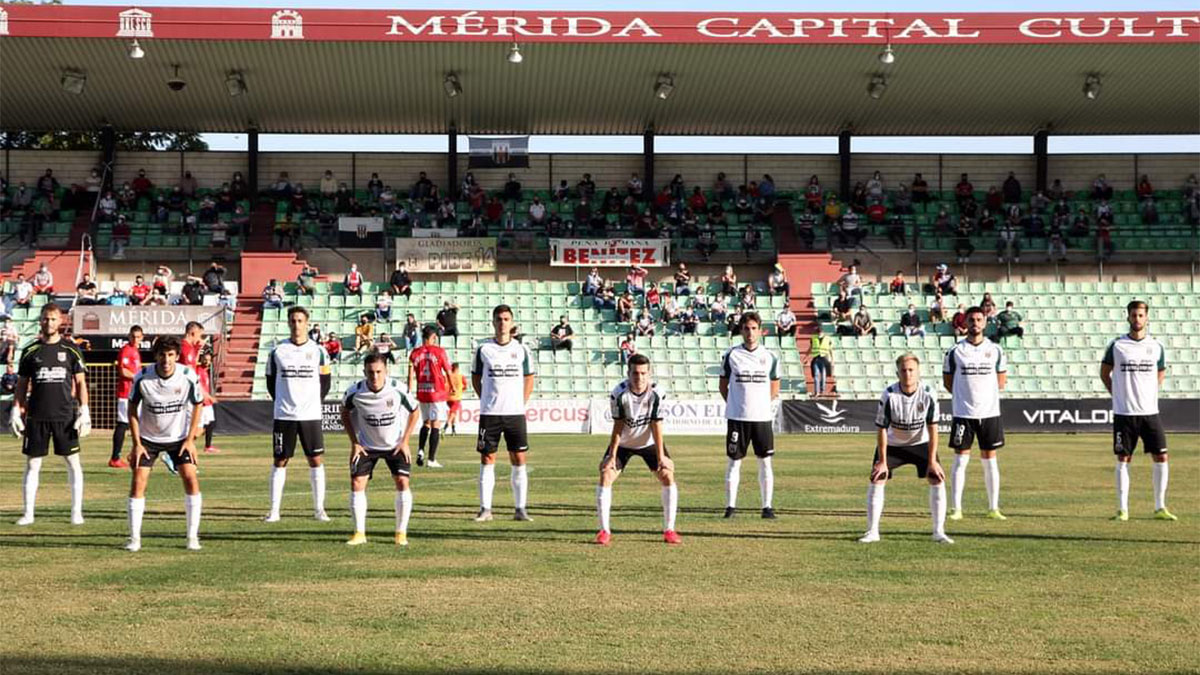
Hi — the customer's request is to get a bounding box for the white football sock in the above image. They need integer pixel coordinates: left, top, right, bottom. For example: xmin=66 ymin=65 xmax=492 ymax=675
xmin=725 ymin=458 xmax=742 ymax=508
xmin=1152 ymin=461 xmax=1169 ymax=511
xmin=757 ymin=456 xmax=775 ymax=509
xmin=350 ymin=490 xmax=367 ymax=534
xmin=1115 ymin=460 xmax=1130 ymax=512
xmin=981 ymin=457 xmax=1000 ymax=511
xmin=865 ymin=483 xmax=885 ymax=534
xmin=511 ymin=464 xmax=529 ymax=510
xmin=478 ymin=463 xmax=495 ymax=510
xmin=22 ymin=456 xmax=43 ymax=520
xmin=662 ymin=484 xmax=678 ymax=532
xmin=128 ymin=496 xmax=146 ymax=542
xmin=310 ymin=465 xmax=327 ymax=514
xmin=184 ymin=493 xmax=202 ymax=541
xmin=930 ymin=483 xmax=947 ymax=536
xmin=597 ymin=485 xmax=612 ymax=533
xmin=65 ymin=454 xmax=84 ymax=521
xmin=395 ymin=489 xmax=412 ymax=534
xmin=268 ymin=466 xmax=286 ymax=518
xmin=950 ymin=453 xmax=970 ymax=511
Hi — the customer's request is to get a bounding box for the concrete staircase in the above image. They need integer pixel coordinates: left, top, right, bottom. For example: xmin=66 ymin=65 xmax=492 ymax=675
xmin=774 ymin=213 xmax=845 ymax=396
xmin=218 ymin=295 xmax=264 ymax=398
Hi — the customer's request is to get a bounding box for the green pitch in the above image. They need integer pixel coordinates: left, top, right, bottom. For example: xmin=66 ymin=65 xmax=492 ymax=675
xmin=1 ymin=432 xmax=1197 ymax=674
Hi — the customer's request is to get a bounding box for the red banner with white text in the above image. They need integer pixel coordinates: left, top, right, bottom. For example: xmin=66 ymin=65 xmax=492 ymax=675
xmin=549 ymin=238 xmax=670 ymax=267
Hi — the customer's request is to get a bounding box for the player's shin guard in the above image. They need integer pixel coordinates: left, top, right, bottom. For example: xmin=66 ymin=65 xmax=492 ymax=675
xmin=65 ymin=454 xmax=84 ymax=522
xmin=268 ymin=466 xmax=286 ymax=519
xmin=980 ymin=457 xmax=1000 ymax=512
xmin=184 ymin=493 xmax=202 ymax=541
xmin=662 ymin=484 xmax=678 ymax=532
xmin=930 ymin=483 xmax=947 ymax=537
xmin=428 ymin=428 xmax=440 ymax=462
xmin=865 ymin=483 xmax=885 ymax=535
xmin=479 ymin=463 xmax=495 ymax=510
xmin=950 ymin=454 xmax=970 ymax=511
xmin=418 ymin=426 xmax=429 ymax=452
xmin=1115 ymin=460 xmax=1130 ymax=513
xmin=511 ymin=465 xmax=529 ymax=510
xmin=596 ymin=485 xmax=612 ymax=533
xmin=111 ymin=423 xmax=128 ymax=461
xmin=350 ymin=491 xmax=367 ymax=534
xmin=128 ymin=496 xmax=145 ymax=543
xmin=757 ymin=456 xmax=774 ymax=509
xmin=725 ymin=458 xmax=742 ymax=509
xmin=1152 ymin=461 xmax=1169 ymax=511
xmin=310 ymin=465 xmax=326 ymax=515
xmin=22 ymin=456 xmax=43 ymax=521
xmin=395 ymin=490 xmax=412 ymax=534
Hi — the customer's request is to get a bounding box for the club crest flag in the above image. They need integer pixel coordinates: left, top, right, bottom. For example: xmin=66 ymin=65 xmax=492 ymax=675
xmin=469 ymin=136 xmax=529 ymax=168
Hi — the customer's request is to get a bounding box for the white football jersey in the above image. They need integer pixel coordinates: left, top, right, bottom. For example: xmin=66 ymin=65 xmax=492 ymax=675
xmin=943 ymin=338 xmax=1007 ymax=419
xmin=343 ymin=378 xmax=419 ymax=452
xmin=1103 ymin=335 xmax=1166 ymax=416
xmin=721 ymin=343 xmax=779 ymax=422
xmin=266 ymin=338 xmax=330 ymax=421
xmin=610 ymin=380 xmax=666 ymax=449
xmin=130 ymin=365 xmax=204 ymax=444
xmin=471 ymin=338 xmax=534 ymax=416
xmin=874 ymin=382 xmax=939 ymax=447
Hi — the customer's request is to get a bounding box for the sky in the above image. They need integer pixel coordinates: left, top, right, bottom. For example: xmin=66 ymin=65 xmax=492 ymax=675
xmin=68 ymin=0 xmax=1200 ymax=155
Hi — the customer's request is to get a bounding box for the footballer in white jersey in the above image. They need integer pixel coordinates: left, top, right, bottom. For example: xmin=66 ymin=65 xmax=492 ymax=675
xmin=860 ymin=353 xmax=952 ymax=545
xmin=594 ymin=354 xmax=680 ymax=545
xmin=718 ymin=312 xmax=781 ymax=520
xmin=469 ymin=305 xmax=536 ymax=523
xmin=341 ymin=353 xmax=422 ymax=545
xmin=1100 ymin=301 xmax=1175 ymax=521
xmin=125 ymin=336 xmax=205 ymax=552
xmin=263 ymin=307 xmax=333 ymax=524
xmin=942 ymin=307 xmax=1008 ymax=521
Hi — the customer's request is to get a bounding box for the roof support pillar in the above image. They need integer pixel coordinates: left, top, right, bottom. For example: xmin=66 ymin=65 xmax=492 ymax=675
xmin=100 ymin=124 xmax=117 ymax=194
xmin=247 ymin=126 xmax=259 ymax=197
xmin=1034 ymin=129 xmax=1048 ymax=193
xmin=448 ymin=126 xmax=459 ymax=199
xmin=643 ymin=127 xmax=655 ymax=201
xmin=838 ymin=130 xmax=852 ymax=202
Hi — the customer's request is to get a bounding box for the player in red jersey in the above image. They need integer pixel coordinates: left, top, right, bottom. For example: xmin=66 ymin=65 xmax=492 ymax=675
xmin=110 ymin=326 xmax=144 ymax=469
xmin=408 ymin=326 xmax=453 ymax=468
xmin=180 ymin=321 xmax=205 ymax=370
xmin=197 ymin=351 xmax=220 ymax=453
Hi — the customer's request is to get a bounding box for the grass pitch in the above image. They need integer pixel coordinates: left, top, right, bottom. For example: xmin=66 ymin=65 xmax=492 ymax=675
xmin=0 ymin=431 xmax=1197 ymax=674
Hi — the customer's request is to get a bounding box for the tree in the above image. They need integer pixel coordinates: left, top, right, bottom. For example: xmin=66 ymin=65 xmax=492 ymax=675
xmin=1 ymin=131 xmax=209 ymax=151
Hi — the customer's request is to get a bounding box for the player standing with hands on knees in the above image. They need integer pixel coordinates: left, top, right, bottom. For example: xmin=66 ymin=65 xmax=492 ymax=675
xmin=1101 ymin=301 xmax=1175 ymax=521
xmin=124 ymin=336 xmax=205 ymax=551
xmin=720 ymin=312 xmax=781 ymax=519
xmin=594 ymin=354 xmax=680 ymax=545
xmin=11 ymin=303 xmax=90 ymax=526
xmin=342 ymin=353 xmax=422 ymax=546
xmin=471 ymin=304 xmax=536 ymax=522
xmin=859 ymin=353 xmax=953 ymax=544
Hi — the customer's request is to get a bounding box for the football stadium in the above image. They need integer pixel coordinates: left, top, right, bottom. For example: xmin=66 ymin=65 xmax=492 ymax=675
xmin=1 ymin=4 xmax=1198 ymax=673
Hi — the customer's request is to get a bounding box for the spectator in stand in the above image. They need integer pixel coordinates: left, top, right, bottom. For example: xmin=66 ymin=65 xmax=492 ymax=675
xmin=551 ymin=180 xmax=569 ymax=203
xmin=635 ymin=310 xmax=655 ymax=337
xmin=900 ymin=304 xmax=925 ymax=337
xmin=151 ymin=265 xmax=173 ymax=297
xmin=759 ymin=174 xmax=777 ymax=204
xmin=980 ymin=294 xmax=998 ymax=323
xmin=620 ymin=332 xmax=637 ymax=364
xmin=930 ymin=290 xmax=946 ymax=324
xmin=645 ymin=284 xmax=661 ymax=311
xmin=776 ymin=306 xmax=797 ymax=342
xmin=181 ymin=276 xmax=205 ymax=305
xmin=31 ymin=264 xmax=54 ymax=295
xmin=738 ymin=284 xmax=757 ymax=311
xmin=691 ymin=284 xmax=708 ymax=312
xmin=297 ymin=265 xmax=318 ymax=297
xmin=436 ymin=300 xmax=459 ymax=338
xmin=688 ymin=186 xmax=708 ymax=214
xmin=130 ymin=169 xmax=153 ymax=201
xmin=1141 ymin=197 xmax=1159 ymax=225
xmin=355 ymin=314 xmax=374 ymax=354
xmin=742 ymin=225 xmax=763 ymax=258
xmin=839 ymin=264 xmax=863 ymax=305
xmin=697 ymin=221 xmax=717 ymax=260
xmin=129 ymin=275 xmax=152 ymax=305
xmin=375 ymin=291 xmax=393 ymax=322
xmin=395 ymin=313 xmax=418 ymax=351
xmin=387 ymin=261 xmax=413 ymax=299
xmin=832 ymin=286 xmax=854 ymax=324
xmin=803 ymin=175 xmax=823 ymax=210
xmin=666 ymin=263 xmax=689 ymax=296
xmin=837 ymin=209 xmax=864 ymax=248
xmin=10 ymin=274 xmax=33 ymax=308
xmin=577 ymin=173 xmax=597 ymax=200
xmin=528 ymin=197 xmax=547 ymax=229
xmin=996 ymin=216 xmax=1021 ymax=264
xmin=626 ymin=264 xmax=648 ymax=296
xmin=203 ymin=261 xmax=227 ymax=294
xmin=263 ymin=279 xmax=285 ymax=309
xmin=1002 ymin=172 xmax=1022 ymax=204
xmin=910 ymin=173 xmax=930 ymax=203
xmin=308 ymin=323 xmax=323 ymax=344
xmin=582 ymin=267 xmax=603 ymax=297
xmin=1092 ymin=173 xmax=1113 ymax=200
xmin=373 ymin=333 xmax=398 ymax=364
xmin=1046 ymin=178 xmax=1065 ymax=201
xmin=1 ymin=363 xmax=16 ymax=395
xmin=1030 ymin=190 xmax=1051 ymax=216
xmin=853 ymin=305 xmax=877 ymax=336
xmin=616 ymin=292 xmax=635 ymax=323
xmin=996 ymin=301 xmax=1024 ymax=340
xmin=985 ymin=185 xmax=1004 ymax=213
xmin=889 ymin=270 xmax=906 ymax=295
xmin=716 ymin=266 xmax=735 ymax=297
xmin=954 ymin=173 xmax=974 ymax=208
xmin=768 ymin=264 xmax=790 ymax=297
xmin=1047 ymin=220 xmax=1068 ymax=262
xmin=500 ymin=173 xmax=521 ymax=202
xmin=343 ymin=263 xmax=365 ymax=299
xmin=145 ymin=283 xmax=170 ymax=307
xmin=808 ymin=328 xmax=834 ymax=397
xmin=661 ymin=293 xmax=680 ymax=325
xmin=436 ymin=197 xmax=457 ymax=227
xmin=931 ymin=263 xmax=958 ymax=296
xmin=865 ymin=170 xmax=885 ymax=201
xmin=979 ymin=208 xmax=997 ymax=232
xmin=710 ymin=172 xmax=730 ymax=202
xmin=318 ymin=170 xmax=337 ymax=198
xmin=410 ymin=171 xmax=433 ymax=200
xmin=550 ymin=315 xmax=574 ymax=351
xmin=626 ymin=172 xmax=644 ymax=199
xmin=324 ymin=332 xmax=342 ymax=362
xmin=2 ymin=318 xmax=18 ymax=364
xmin=952 ymin=303 xmax=969 ymax=336
xmin=680 ymin=306 xmax=699 ymax=335
xmin=1096 ymin=218 xmax=1115 ymax=261
xmin=954 ymin=216 xmax=975 ymax=264
xmin=366 ymin=172 xmax=384 ymax=201
xmin=594 ymin=283 xmax=616 ymax=311
xmin=709 ymin=294 xmax=728 ymax=324
xmin=1070 ymin=208 xmax=1090 ymax=237
xmin=866 ymin=199 xmax=886 ymax=227
xmin=75 ymin=274 xmax=99 ymax=305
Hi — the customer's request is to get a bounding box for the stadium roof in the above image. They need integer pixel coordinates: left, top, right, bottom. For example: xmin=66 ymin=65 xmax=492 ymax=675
xmin=1 ymin=7 xmax=1198 ymax=136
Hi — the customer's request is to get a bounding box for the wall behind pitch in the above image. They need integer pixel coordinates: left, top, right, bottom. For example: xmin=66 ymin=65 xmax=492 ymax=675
xmin=5 ymin=149 xmax=99 ymax=186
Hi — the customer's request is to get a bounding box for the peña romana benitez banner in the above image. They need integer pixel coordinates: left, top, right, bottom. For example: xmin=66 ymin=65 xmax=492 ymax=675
xmin=549 ymin=238 xmax=670 ymax=267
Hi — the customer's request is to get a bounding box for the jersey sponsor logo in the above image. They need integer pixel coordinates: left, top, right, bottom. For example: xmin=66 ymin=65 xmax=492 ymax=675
xmin=145 ymin=400 xmax=189 ymax=415
xmin=1118 ymin=362 xmax=1156 ymax=373
xmin=364 ymin=412 xmax=398 ymax=428
xmin=487 ymin=365 xmax=522 ymax=378
xmin=280 ymin=365 xmax=317 ymax=378
xmin=34 ymin=366 xmax=69 ymax=383
xmin=958 ymin=363 xmax=995 ymax=376
xmin=733 ymin=371 xmax=770 ymax=383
